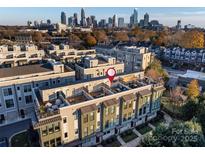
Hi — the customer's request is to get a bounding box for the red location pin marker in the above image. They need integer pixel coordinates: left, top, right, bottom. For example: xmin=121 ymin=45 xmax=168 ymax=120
xmin=106 ymin=68 xmax=116 ymax=83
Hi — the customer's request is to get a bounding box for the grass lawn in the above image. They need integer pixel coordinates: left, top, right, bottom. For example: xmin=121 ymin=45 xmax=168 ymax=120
xmin=120 ymin=129 xmax=138 ymax=143
xmin=11 ymin=131 xmax=30 ymax=147
xmin=136 ymin=124 xmax=152 ymax=135
xmin=101 ymin=136 xmax=121 ymax=147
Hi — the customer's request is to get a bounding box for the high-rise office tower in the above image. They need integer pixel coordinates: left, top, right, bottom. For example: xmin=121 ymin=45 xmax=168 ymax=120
xmin=61 ymin=11 xmax=67 ymax=25
xmin=68 ymin=16 xmax=74 ymax=26
xmin=86 ymin=17 xmax=92 ymax=27
xmin=130 ymin=8 xmax=138 ymax=27
xmin=118 ymin=17 xmax=125 ymax=28
xmin=80 ymin=8 xmax=86 ymax=27
xmin=176 ymin=20 xmax=182 ymax=30
xmin=47 ymin=19 xmax=51 ymax=25
xmin=73 ymin=13 xmax=78 ymax=26
xmin=112 ymin=15 xmax=116 ymax=28
xmin=144 ymin=13 xmax=149 ymax=27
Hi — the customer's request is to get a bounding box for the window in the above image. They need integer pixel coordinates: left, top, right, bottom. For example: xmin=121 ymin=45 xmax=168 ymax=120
xmin=56 ymin=137 xmax=61 ymax=146
xmin=90 ymin=125 xmax=94 ymax=133
xmin=128 ymin=112 xmax=132 ymax=120
xmin=84 ymin=127 xmax=88 ymax=136
xmin=83 ymin=114 xmax=88 ymax=123
xmin=48 ymin=125 xmax=54 ymax=134
xmin=50 ymin=139 xmax=55 ymax=147
xmin=90 ymin=112 xmax=94 ymax=121
xmin=23 ymin=85 xmax=32 ymax=93
xmin=124 ymin=102 xmax=128 ymax=109
xmin=105 ymin=108 xmax=108 ymax=115
xmin=42 ymin=128 xmax=48 ymax=136
xmin=25 ymin=95 xmax=33 ymax=104
xmin=5 ymin=99 xmax=14 ymax=108
xmin=44 ymin=141 xmax=49 ymax=147
xmin=139 ymin=108 xmax=142 ymax=116
xmin=64 ymin=132 xmax=68 ymax=138
xmin=111 ymin=106 xmax=115 ymax=114
xmin=129 ymin=102 xmax=133 ymax=108
xmin=143 ymin=106 xmax=146 ymax=114
xmin=3 ymin=88 xmax=12 ymax=96
xmin=63 ymin=117 xmax=67 ymax=123
xmin=97 ymin=121 xmax=100 ymax=127
xmin=74 ymin=113 xmax=78 ymax=120
xmin=55 ymin=123 xmax=60 ymax=132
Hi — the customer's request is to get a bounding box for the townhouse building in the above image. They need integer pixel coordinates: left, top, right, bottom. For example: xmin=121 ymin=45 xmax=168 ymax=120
xmin=162 ymin=47 xmax=205 ymax=65
xmin=47 ymin=44 xmax=96 ymax=63
xmin=0 ymin=60 xmax=75 ymax=126
xmin=32 ymin=71 xmax=165 ymax=147
xmin=96 ymin=46 xmax=152 ymax=72
xmin=0 ymin=44 xmax=45 ymax=68
xmin=75 ymin=54 xmax=124 ymax=80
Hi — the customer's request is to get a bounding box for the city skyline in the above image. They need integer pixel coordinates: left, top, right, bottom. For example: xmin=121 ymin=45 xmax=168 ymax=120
xmin=1 ymin=7 xmax=205 ymax=27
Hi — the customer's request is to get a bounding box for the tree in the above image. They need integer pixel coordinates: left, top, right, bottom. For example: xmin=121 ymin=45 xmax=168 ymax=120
xmin=32 ymin=32 xmax=43 ymax=43
xmin=85 ymin=35 xmax=97 ymax=47
xmin=145 ymin=68 xmax=160 ymax=81
xmin=187 ymin=80 xmax=200 ymax=99
xmin=113 ymin=32 xmax=129 ymax=42
xmin=94 ymin=30 xmax=108 ymax=43
xmin=142 ymin=120 xmax=205 ymax=147
xmin=145 ymin=58 xmax=169 ymax=82
xmin=182 ymin=100 xmax=198 ymax=120
xmin=181 ymin=30 xmax=204 ymax=48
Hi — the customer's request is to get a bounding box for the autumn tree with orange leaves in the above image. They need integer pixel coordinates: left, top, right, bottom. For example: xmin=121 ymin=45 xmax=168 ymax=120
xmin=187 ymin=79 xmax=200 ymax=99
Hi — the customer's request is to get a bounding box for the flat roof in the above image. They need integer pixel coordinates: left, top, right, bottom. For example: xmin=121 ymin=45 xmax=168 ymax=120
xmin=179 ymin=70 xmax=205 ymax=81
xmin=90 ymin=89 xmax=110 ymax=99
xmin=67 ymin=95 xmax=89 ymax=105
xmin=0 ymin=63 xmax=53 ymax=78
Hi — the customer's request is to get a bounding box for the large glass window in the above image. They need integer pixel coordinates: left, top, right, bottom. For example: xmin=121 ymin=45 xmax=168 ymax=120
xmin=90 ymin=112 xmax=94 ymax=121
xmin=23 ymin=85 xmax=32 ymax=93
xmin=83 ymin=114 xmax=88 ymax=123
xmin=3 ymin=88 xmax=12 ymax=96
xmin=5 ymin=99 xmax=14 ymax=108
xmin=25 ymin=95 xmax=33 ymax=104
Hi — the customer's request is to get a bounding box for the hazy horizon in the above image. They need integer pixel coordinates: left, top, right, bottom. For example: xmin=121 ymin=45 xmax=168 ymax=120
xmin=1 ymin=7 xmax=205 ymax=28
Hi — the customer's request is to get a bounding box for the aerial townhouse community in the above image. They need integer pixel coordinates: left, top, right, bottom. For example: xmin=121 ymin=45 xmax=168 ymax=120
xmin=0 ymin=44 xmax=45 ymax=68
xmin=0 ymin=43 xmax=165 ymax=147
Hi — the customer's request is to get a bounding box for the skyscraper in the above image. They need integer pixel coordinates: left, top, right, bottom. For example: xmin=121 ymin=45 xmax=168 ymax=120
xmin=133 ymin=9 xmax=138 ymax=26
xmin=144 ymin=13 xmax=149 ymax=27
xmin=118 ymin=17 xmax=124 ymax=28
xmin=108 ymin=17 xmax=113 ymax=28
xmin=112 ymin=15 xmax=116 ymax=28
xmin=176 ymin=20 xmax=182 ymax=30
xmin=130 ymin=8 xmax=138 ymax=27
xmin=73 ymin=13 xmax=78 ymax=26
xmin=86 ymin=17 xmax=92 ymax=27
xmin=61 ymin=12 xmax=67 ymax=25
xmin=91 ymin=15 xmax=97 ymax=27
xmin=80 ymin=8 xmax=86 ymax=27
xmin=68 ymin=16 xmax=74 ymax=26
xmin=47 ymin=19 xmax=51 ymax=25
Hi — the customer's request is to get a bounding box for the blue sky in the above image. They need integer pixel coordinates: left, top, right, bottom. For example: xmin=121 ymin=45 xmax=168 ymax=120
xmin=1 ymin=7 xmax=205 ymax=27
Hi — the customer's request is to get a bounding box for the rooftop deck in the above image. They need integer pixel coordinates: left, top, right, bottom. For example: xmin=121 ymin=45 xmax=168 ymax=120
xmin=90 ymin=87 xmax=112 ymax=99
xmin=66 ymin=94 xmax=90 ymax=105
